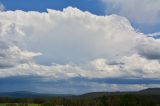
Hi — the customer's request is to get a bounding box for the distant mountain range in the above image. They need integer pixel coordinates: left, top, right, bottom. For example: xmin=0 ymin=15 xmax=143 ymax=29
xmin=0 ymin=91 xmax=73 ymax=98
xmin=0 ymin=88 xmax=160 ymax=98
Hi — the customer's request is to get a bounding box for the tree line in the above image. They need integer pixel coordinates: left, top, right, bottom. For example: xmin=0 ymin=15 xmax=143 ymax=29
xmin=0 ymin=94 xmax=160 ymax=106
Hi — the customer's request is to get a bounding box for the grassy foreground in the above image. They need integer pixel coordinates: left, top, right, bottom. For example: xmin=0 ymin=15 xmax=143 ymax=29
xmin=0 ymin=104 xmax=39 ymax=106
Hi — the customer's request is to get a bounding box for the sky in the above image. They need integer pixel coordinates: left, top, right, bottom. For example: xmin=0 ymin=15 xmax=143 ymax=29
xmin=0 ymin=0 xmax=160 ymax=94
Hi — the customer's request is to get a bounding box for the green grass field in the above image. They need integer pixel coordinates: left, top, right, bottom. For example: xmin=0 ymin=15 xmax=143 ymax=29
xmin=0 ymin=104 xmax=39 ymax=106
xmin=0 ymin=104 xmax=6 ymax=106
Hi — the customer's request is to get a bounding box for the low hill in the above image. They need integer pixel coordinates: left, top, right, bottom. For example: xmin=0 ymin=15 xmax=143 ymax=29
xmin=139 ymin=88 xmax=160 ymax=95
xmin=81 ymin=88 xmax=160 ymax=98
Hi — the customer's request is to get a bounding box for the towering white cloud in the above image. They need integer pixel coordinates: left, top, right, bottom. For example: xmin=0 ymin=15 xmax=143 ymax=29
xmin=0 ymin=7 xmax=160 ymax=92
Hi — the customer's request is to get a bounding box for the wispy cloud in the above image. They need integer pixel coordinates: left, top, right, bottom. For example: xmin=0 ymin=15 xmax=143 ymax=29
xmin=102 ymin=0 xmax=160 ymax=25
xmin=146 ymin=32 xmax=160 ymax=39
xmin=0 ymin=2 xmax=5 ymax=11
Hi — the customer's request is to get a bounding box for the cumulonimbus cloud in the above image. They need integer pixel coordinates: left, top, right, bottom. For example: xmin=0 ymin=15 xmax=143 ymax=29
xmin=0 ymin=7 xmax=160 ymax=89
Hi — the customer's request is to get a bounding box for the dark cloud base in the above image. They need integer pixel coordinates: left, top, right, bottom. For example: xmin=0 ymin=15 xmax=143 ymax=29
xmin=0 ymin=76 xmax=160 ymax=94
